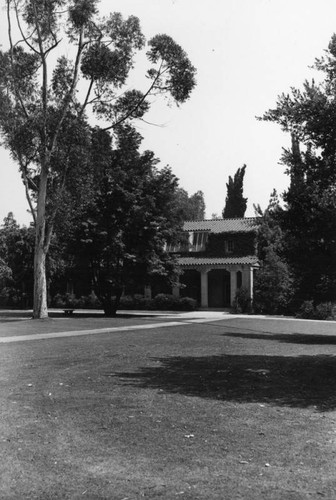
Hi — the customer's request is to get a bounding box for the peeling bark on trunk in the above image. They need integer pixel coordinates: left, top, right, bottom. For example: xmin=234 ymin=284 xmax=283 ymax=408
xmin=33 ymin=244 xmax=48 ymax=318
xmin=33 ymin=166 xmax=49 ymax=319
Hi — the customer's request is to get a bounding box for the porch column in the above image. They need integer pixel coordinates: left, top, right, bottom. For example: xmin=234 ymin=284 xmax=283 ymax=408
xmin=249 ymin=267 xmax=254 ymax=301
xmin=230 ymin=270 xmax=237 ymax=306
xmin=242 ymin=267 xmax=253 ymax=301
xmin=200 ymin=268 xmax=209 ymax=308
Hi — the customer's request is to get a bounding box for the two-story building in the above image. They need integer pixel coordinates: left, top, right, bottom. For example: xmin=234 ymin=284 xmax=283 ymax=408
xmin=167 ymin=218 xmax=259 ymax=308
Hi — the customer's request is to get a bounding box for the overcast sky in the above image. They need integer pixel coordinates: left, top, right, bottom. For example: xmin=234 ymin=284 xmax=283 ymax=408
xmin=1 ymin=0 xmax=336 ymax=225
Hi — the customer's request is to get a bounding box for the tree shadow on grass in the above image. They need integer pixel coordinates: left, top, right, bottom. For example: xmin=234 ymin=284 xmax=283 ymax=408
xmin=223 ymin=331 xmax=336 ymax=345
xmin=113 ymin=354 xmax=336 ymax=411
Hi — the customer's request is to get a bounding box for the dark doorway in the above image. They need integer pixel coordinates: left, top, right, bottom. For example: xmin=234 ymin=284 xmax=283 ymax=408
xmin=180 ymin=270 xmax=201 ymax=304
xmin=208 ymin=269 xmax=230 ymax=307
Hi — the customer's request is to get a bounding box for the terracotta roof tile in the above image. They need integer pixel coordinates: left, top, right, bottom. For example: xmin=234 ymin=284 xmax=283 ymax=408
xmin=178 ymin=256 xmax=259 ymax=267
xmin=183 ymin=218 xmax=258 ymax=233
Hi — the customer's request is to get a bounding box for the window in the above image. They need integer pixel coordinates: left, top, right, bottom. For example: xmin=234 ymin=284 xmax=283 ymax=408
xmin=166 ymin=232 xmax=208 ymax=253
xmin=225 ymin=239 xmax=234 ymax=253
xmin=190 ymin=232 xmax=208 ymax=252
xmin=166 ymin=232 xmax=189 ymax=253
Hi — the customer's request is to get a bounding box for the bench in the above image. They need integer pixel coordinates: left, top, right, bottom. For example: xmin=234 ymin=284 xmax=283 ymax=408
xmin=63 ymin=309 xmax=75 ymax=316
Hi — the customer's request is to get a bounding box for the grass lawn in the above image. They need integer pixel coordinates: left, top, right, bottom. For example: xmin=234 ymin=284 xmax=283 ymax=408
xmin=1 ymin=315 xmax=336 ymax=499
xmin=0 ymin=310 xmax=180 ymax=337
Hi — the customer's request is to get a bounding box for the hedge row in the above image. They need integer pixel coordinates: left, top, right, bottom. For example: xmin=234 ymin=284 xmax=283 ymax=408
xmin=51 ymin=293 xmax=197 ymax=312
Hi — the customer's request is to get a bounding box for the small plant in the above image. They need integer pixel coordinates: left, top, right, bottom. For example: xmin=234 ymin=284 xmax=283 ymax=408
xmin=152 ymin=293 xmax=178 ymax=310
xmin=81 ymin=292 xmax=101 ymax=309
xmin=176 ymin=297 xmax=197 ymax=311
xmin=232 ymin=287 xmax=250 ymax=313
xmin=296 ymin=300 xmax=315 ymax=319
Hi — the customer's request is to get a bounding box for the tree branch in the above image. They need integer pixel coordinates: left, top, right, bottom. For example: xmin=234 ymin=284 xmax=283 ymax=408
xmin=49 ymin=26 xmax=85 ymax=153
xmin=80 ymin=77 xmax=95 ymax=116
xmin=7 ymin=0 xmax=29 ymax=119
xmin=102 ymin=61 xmax=165 ymax=131
xmin=13 ymin=0 xmax=39 ymax=54
xmin=31 ymin=0 xmax=48 ymax=156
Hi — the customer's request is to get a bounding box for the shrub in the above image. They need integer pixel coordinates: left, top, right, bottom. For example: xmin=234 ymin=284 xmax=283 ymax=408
xmin=253 ymin=249 xmax=294 ymax=314
xmin=51 ymin=292 xmax=101 ymax=309
xmin=119 ymin=295 xmax=152 ymax=310
xmin=232 ymin=287 xmax=250 ymax=313
xmin=0 ymin=286 xmax=23 ymax=307
xmin=296 ymin=300 xmax=315 ymax=319
xmin=152 ymin=293 xmax=180 ymax=310
xmin=49 ymin=292 xmax=197 ymax=312
xmin=79 ymin=292 xmax=101 ymax=309
xmin=296 ymin=300 xmax=336 ymax=320
xmin=52 ymin=293 xmax=66 ymax=308
xmin=176 ymin=296 xmax=197 ymax=311
xmin=314 ymin=302 xmax=336 ymax=320
xmin=119 ymin=293 xmax=197 ymax=311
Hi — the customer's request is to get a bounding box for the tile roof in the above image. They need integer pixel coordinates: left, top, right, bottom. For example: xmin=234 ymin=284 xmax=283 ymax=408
xmin=178 ymin=256 xmax=259 ymax=267
xmin=183 ymin=218 xmax=258 ymax=233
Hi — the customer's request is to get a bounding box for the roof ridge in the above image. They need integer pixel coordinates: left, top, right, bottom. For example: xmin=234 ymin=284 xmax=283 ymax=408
xmin=184 ymin=217 xmax=258 ymax=223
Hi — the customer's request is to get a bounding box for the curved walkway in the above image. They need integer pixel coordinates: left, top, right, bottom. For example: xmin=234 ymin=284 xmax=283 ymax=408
xmin=0 ymin=310 xmax=236 ymax=343
xmin=0 ymin=309 xmax=334 ymax=344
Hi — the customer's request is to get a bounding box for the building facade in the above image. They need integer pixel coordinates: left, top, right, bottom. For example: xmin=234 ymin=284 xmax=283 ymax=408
xmin=167 ymin=218 xmax=259 ymax=308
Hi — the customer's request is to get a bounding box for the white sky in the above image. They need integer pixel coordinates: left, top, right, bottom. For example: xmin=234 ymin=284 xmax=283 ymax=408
xmin=1 ymin=0 xmax=336 ymax=225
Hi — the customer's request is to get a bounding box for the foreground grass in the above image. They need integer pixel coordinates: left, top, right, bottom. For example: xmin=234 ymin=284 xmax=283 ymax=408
xmin=1 ymin=316 xmax=336 ymax=499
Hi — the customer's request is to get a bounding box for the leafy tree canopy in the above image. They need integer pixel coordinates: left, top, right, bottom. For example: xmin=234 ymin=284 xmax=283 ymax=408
xmin=253 ymin=191 xmax=294 ymax=314
xmin=174 ymin=188 xmax=206 ymax=221
xmin=260 ymin=35 xmax=336 ymax=303
xmin=0 ymin=213 xmax=35 ymax=305
xmin=55 ymin=125 xmax=183 ymax=316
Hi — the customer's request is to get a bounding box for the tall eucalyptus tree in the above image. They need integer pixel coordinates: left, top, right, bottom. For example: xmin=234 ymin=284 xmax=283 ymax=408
xmin=0 ymin=0 xmax=196 ymax=317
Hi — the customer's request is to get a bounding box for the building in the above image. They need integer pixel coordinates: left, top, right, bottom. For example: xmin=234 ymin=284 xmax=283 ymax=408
xmin=167 ymin=218 xmax=259 ymax=308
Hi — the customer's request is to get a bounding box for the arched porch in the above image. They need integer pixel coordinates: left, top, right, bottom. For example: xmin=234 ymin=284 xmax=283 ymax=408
xmin=174 ymin=258 xmax=258 ymax=308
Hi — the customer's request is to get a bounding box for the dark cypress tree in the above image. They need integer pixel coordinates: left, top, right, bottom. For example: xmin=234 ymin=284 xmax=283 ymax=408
xmin=222 ymin=165 xmax=248 ymax=218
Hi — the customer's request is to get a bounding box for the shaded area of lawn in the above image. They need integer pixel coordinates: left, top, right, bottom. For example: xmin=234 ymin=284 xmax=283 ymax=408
xmin=114 ymin=352 xmax=336 ymax=411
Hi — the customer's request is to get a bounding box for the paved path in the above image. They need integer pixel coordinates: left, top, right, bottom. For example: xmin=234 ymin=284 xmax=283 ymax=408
xmin=0 ymin=309 xmax=334 ymax=344
xmin=0 ymin=311 xmax=236 ymax=344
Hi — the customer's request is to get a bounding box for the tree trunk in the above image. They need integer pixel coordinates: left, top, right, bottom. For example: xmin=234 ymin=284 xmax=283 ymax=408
xmin=33 ymin=243 xmax=48 ymax=318
xmin=102 ymin=287 xmax=122 ymax=317
xmin=33 ymin=166 xmax=49 ymax=319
